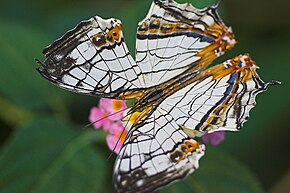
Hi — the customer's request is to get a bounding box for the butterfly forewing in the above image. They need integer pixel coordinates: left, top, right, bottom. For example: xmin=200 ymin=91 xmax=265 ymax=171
xmin=135 ymin=0 xmax=236 ymax=87
xmin=37 ymin=16 xmax=145 ymax=98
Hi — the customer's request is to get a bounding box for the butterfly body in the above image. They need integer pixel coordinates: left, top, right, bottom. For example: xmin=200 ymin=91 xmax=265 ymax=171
xmin=36 ymin=0 xmax=279 ymax=192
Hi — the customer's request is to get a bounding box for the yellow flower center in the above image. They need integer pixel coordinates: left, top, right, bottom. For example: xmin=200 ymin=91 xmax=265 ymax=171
xmin=112 ymin=100 xmax=123 ymax=111
xmin=102 ymin=112 xmax=108 ymax=118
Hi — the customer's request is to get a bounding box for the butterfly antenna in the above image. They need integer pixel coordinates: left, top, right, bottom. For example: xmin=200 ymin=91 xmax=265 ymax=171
xmin=106 ymin=126 xmax=125 ymax=160
xmin=107 ymin=112 xmax=136 ymax=160
xmin=84 ymin=106 xmax=131 ymax=129
xmin=212 ymin=0 xmax=224 ymax=9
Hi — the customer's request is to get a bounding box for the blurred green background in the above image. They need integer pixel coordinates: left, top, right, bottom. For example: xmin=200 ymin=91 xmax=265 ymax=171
xmin=0 ymin=0 xmax=289 ymax=192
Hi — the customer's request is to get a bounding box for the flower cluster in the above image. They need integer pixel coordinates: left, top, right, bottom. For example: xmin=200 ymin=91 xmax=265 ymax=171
xmin=89 ymin=98 xmax=128 ymax=154
xmin=89 ymin=99 xmax=225 ymax=154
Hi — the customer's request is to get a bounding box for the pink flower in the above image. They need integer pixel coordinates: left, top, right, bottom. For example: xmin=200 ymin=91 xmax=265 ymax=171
xmin=98 ymin=98 xmax=127 ymax=121
xmin=106 ymin=121 xmax=128 ymax=154
xmin=89 ymin=106 xmax=113 ymax=131
xmin=202 ymin=131 xmax=225 ymax=145
xmin=89 ymin=99 xmax=129 ymax=154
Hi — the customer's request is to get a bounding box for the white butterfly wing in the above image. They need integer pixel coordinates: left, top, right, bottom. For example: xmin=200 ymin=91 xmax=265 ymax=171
xmin=114 ymin=109 xmax=205 ymax=193
xmin=159 ymin=54 xmax=279 ymax=136
xmin=135 ymin=0 xmax=236 ymax=87
xmin=37 ymin=16 xmax=145 ymax=98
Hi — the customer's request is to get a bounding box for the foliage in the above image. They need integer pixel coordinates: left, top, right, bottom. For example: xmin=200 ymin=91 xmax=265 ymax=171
xmin=0 ymin=117 xmax=108 ymax=193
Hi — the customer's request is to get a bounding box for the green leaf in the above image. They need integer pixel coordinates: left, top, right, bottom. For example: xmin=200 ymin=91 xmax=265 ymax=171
xmin=0 ymin=96 xmax=32 ymax=127
xmin=0 ymin=117 xmax=108 ymax=193
xmin=269 ymin=169 xmax=290 ymax=193
xmin=159 ymin=147 xmax=264 ymax=193
xmin=0 ymin=21 xmax=70 ymax=112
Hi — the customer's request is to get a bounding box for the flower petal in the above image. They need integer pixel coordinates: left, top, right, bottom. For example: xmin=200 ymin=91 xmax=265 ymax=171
xmin=202 ymin=131 xmax=225 ymax=145
xmin=99 ymin=98 xmax=113 ymax=113
xmin=89 ymin=107 xmax=103 ymax=129
xmin=109 ymin=120 xmax=126 ymax=135
xmin=102 ymin=118 xmax=114 ymax=131
xmin=99 ymin=98 xmax=127 ymax=121
xmin=106 ymin=134 xmax=123 ymax=154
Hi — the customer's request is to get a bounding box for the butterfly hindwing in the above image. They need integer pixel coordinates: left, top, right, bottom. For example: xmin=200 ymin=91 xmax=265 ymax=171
xmin=159 ymin=54 xmax=279 ymax=136
xmin=114 ymin=109 xmax=205 ymax=193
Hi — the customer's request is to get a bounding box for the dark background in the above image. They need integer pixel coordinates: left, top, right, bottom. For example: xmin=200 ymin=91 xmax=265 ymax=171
xmin=0 ymin=0 xmax=289 ymax=192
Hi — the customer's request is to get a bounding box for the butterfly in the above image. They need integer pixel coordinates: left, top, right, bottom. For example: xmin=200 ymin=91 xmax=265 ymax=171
xmin=36 ymin=0 xmax=280 ymax=192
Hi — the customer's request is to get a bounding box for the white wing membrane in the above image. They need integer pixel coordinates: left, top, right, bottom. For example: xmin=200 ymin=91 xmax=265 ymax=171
xmin=135 ymin=0 xmax=234 ymax=87
xmin=38 ymin=16 xmax=144 ymax=98
xmin=159 ymin=55 xmax=276 ymax=136
xmin=114 ymin=109 xmax=205 ymax=193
